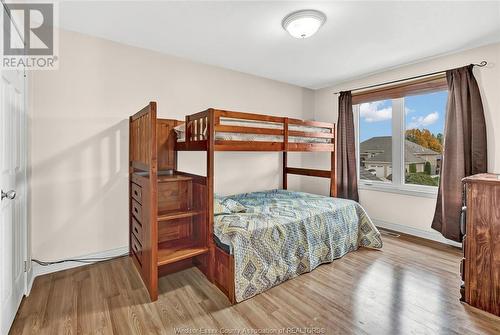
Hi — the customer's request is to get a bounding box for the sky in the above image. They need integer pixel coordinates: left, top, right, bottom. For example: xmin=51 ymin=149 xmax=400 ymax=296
xmin=358 ymin=90 xmax=448 ymax=142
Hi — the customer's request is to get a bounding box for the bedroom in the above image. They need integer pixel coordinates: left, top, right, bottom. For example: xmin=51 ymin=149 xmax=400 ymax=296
xmin=1 ymin=1 xmax=500 ymax=334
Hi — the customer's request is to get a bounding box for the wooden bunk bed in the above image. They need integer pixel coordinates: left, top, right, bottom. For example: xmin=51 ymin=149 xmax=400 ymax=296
xmin=129 ymin=102 xmax=337 ymax=303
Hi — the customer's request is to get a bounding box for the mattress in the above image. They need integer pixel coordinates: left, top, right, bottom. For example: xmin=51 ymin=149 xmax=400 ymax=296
xmin=213 ymin=234 xmax=231 ymax=254
xmin=174 ymin=118 xmax=332 ymax=143
xmin=213 ymin=189 xmax=383 ymax=302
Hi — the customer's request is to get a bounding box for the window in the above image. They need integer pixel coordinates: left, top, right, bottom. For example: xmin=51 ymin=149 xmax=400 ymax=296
xmin=404 ymin=91 xmax=447 ymax=187
xmin=358 ymin=99 xmax=392 ymax=183
xmin=354 ymin=77 xmax=448 ymax=196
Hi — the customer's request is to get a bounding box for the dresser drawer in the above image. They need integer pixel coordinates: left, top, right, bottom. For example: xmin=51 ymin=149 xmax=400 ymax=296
xmin=131 ymin=183 xmax=142 ymax=204
xmin=131 ymin=234 xmax=142 ymax=266
xmin=131 ymin=217 xmax=143 ymax=243
xmin=131 ymin=199 xmax=143 ymax=223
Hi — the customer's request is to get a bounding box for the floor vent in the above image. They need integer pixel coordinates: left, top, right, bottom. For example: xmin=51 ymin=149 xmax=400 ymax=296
xmin=379 ymin=229 xmax=401 ymax=238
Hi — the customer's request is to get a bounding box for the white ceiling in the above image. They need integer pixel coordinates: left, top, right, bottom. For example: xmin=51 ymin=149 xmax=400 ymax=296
xmin=58 ymin=1 xmax=500 ymax=89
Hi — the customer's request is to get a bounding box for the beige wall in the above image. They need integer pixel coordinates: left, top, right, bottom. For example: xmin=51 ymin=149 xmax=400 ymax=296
xmin=30 ymin=29 xmax=500 ymax=260
xmin=29 ymin=29 xmax=315 ymax=260
xmin=309 ymin=43 xmax=500 ymax=239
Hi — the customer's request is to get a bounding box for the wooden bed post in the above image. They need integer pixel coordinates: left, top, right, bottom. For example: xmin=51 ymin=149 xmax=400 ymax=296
xmin=207 ymin=109 xmax=216 ymax=282
xmin=283 ymin=117 xmax=288 ymax=190
xmin=148 ymin=102 xmax=159 ymax=300
xmin=282 ymin=152 xmax=287 ymax=190
xmin=129 ymin=101 xmax=159 ymax=301
xmin=330 ymin=124 xmax=337 ymax=197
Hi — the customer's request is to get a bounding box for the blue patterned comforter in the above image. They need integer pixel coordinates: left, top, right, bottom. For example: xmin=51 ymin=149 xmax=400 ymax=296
xmin=214 ymin=189 xmax=383 ymax=302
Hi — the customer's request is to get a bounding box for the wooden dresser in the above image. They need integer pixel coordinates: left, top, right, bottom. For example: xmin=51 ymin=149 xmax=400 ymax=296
xmin=461 ymin=173 xmax=500 ymax=316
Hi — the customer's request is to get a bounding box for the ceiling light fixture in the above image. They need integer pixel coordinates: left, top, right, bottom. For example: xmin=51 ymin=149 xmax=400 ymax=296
xmin=282 ymin=9 xmax=326 ymax=39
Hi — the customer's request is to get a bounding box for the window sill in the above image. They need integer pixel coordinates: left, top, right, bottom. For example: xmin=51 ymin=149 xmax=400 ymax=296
xmin=358 ymin=182 xmax=438 ymax=199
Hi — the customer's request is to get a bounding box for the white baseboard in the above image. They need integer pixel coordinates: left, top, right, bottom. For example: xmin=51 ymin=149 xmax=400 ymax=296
xmin=373 ymin=218 xmax=462 ymax=248
xmin=26 ymin=264 xmax=35 ymax=296
xmin=30 ymin=246 xmax=129 ymax=286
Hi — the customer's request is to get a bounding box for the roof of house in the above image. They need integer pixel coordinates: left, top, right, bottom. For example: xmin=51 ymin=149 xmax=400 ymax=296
xmin=360 ymin=168 xmax=383 ymax=181
xmin=360 ymin=136 xmax=440 ymax=164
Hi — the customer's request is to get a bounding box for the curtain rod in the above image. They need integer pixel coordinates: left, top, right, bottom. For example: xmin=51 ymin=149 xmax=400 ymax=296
xmin=332 ymin=61 xmax=488 ymax=95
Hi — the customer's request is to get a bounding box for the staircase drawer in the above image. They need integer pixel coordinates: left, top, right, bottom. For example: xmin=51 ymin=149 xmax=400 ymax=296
xmin=131 ymin=183 xmax=142 ymax=204
xmin=131 ymin=234 xmax=142 ymax=266
xmin=131 ymin=199 xmax=142 ymax=223
xmin=131 ymin=217 xmax=143 ymax=244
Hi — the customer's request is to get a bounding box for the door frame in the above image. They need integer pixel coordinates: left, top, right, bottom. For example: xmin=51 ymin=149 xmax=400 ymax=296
xmin=18 ymin=72 xmax=28 ymax=298
xmin=22 ymin=70 xmax=30 ymax=295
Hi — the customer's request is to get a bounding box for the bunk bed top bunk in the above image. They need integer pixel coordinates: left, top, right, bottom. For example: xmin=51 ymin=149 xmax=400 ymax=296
xmin=174 ymin=108 xmax=336 ymax=152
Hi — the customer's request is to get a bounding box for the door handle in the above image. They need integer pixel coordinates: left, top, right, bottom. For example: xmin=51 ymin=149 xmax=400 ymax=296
xmin=1 ymin=189 xmax=16 ymax=200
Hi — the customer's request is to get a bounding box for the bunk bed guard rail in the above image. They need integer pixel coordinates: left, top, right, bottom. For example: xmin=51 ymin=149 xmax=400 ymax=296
xmin=178 ymin=108 xmax=337 ymax=197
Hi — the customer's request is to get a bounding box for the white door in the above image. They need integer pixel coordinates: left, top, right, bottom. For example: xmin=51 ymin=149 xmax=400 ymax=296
xmin=0 ymin=6 xmax=28 ymax=335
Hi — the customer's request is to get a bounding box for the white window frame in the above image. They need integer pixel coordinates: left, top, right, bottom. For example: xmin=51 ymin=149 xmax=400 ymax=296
xmin=354 ymin=96 xmax=441 ymax=199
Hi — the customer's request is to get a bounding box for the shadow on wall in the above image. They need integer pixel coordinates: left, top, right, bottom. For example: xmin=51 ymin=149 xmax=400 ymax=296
xmin=31 ymin=119 xmax=129 ymax=260
xmin=178 ymin=151 xmax=302 ymax=196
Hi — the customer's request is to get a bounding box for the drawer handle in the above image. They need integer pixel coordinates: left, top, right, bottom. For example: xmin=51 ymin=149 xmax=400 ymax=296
xmin=134 ymin=207 xmax=139 ymax=214
xmin=460 ymin=206 xmax=467 ymax=235
xmin=134 ymin=190 xmax=139 ymax=196
xmin=134 ymin=226 xmax=139 ymax=235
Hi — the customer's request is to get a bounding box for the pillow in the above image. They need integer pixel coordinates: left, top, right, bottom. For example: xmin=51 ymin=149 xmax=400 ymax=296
xmin=214 ymin=198 xmax=231 ymax=215
xmin=173 ymin=123 xmax=185 ymax=134
xmin=173 ymin=124 xmax=185 ymax=140
xmin=222 ymin=198 xmax=247 ymax=213
xmin=173 ymin=123 xmax=207 ymax=138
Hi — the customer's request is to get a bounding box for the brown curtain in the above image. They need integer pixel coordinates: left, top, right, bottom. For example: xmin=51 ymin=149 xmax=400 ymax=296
xmin=336 ymin=91 xmax=359 ymax=202
xmin=432 ymin=65 xmax=487 ymax=242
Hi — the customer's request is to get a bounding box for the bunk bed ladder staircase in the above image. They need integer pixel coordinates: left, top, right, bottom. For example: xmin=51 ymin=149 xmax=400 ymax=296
xmin=129 ymin=102 xmax=209 ymax=301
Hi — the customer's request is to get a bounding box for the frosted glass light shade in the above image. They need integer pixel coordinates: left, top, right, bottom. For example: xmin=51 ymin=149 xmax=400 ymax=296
xmin=282 ymin=10 xmax=326 ymax=39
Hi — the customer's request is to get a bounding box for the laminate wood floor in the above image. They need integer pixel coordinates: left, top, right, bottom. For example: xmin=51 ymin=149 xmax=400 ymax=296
xmin=10 ymin=234 xmax=500 ymax=335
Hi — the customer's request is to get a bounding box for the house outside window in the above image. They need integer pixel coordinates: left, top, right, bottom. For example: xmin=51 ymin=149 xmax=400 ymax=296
xmin=353 ymin=76 xmax=448 ymax=197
